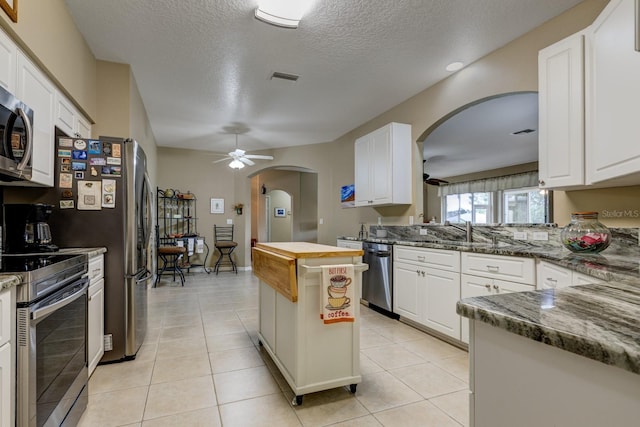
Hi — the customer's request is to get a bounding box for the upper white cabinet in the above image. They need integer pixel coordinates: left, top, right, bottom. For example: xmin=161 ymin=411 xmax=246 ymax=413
xmin=586 ymin=0 xmax=640 ymax=185
xmin=55 ymin=91 xmax=92 ymax=138
xmin=538 ymin=31 xmax=586 ymax=189
xmin=16 ymin=51 xmax=55 ymax=187
xmin=0 ymin=30 xmax=16 ymax=92
xmin=354 ymin=122 xmax=412 ymax=207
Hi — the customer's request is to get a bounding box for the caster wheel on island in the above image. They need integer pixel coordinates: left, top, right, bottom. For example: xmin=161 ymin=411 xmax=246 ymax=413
xmin=292 ymin=395 xmax=303 ymax=406
xmin=349 ymin=384 xmax=357 ymax=394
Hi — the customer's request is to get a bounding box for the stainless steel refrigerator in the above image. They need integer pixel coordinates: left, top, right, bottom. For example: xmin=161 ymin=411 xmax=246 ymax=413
xmin=46 ymin=135 xmax=153 ymax=362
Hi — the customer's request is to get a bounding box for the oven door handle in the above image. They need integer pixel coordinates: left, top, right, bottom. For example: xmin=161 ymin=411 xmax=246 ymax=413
xmin=32 ymin=281 xmax=88 ymax=321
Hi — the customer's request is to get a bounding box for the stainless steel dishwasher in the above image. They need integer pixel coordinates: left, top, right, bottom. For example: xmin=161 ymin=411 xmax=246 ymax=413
xmin=362 ymin=242 xmax=396 ymax=317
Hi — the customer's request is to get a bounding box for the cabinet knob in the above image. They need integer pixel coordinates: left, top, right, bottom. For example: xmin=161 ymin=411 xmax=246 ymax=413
xmin=421 ymin=271 xmax=425 ymax=277
xmin=484 ymin=284 xmax=491 ymax=290
xmin=493 ymin=284 xmax=500 ymax=291
xmin=539 ymin=180 xmax=545 ymax=186
xmin=416 ymin=270 xmax=420 ymax=275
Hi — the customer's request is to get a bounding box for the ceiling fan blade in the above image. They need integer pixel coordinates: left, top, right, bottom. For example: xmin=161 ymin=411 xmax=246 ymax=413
xmin=230 ymin=148 xmax=246 ymax=156
xmin=244 ymin=154 xmax=274 ymax=160
xmin=212 ymin=157 xmax=232 ymax=164
xmin=239 ymin=157 xmax=255 ymax=166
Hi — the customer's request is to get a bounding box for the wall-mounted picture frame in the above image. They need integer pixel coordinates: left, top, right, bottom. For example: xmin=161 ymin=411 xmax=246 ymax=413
xmin=1 ymin=0 xmax=17 ymax=23
xmin=274 ymin=207 xmax=286 ymax=217
xmin=210 ymin=198 xmax=224 ymax=214
xmin=341 ymin=184 xmax=355 ymax=208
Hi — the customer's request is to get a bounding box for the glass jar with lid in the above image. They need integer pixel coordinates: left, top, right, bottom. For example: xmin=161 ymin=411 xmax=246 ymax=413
xmin=560 ymin=211 xmax=611 ymax=254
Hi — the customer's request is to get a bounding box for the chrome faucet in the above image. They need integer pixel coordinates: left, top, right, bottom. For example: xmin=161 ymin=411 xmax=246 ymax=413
xmin=465 ymin=221 xmax=472 ymax=242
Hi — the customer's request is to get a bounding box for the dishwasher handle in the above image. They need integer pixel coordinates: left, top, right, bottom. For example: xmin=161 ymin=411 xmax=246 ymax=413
xmin=374 ymin=250 xmax=391 ymax=257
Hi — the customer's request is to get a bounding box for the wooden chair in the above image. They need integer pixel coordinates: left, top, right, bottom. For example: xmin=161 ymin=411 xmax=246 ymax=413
xmin=155 ymin=227 xmax=187 ymax=286
xmin=213 ymin=225 xmax=238 ymax=274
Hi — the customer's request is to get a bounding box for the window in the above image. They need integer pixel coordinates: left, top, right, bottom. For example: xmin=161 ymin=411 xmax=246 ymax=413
xmin=445 ymin=192 xmax=492 ymax=224
xmin=503 ymin=188 xmax=549 ymax=223
xmin=438 ymin=172 xmax=552 ymax=224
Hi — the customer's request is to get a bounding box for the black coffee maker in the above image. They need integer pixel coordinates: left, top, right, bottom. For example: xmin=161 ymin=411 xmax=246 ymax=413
xmin=3 ymin=204 xmax=59 ymax=253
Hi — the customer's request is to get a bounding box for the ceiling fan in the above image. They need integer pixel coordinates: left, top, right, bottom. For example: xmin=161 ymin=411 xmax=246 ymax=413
xmin=423 ymin=160 xmax=449 ymax=186
xmin=213 ymin=134 xmax=274 ymax=169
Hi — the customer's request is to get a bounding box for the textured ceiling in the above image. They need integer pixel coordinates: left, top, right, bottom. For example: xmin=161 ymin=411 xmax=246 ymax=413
xmin=63 ymin=0 xmax=582 ymax=156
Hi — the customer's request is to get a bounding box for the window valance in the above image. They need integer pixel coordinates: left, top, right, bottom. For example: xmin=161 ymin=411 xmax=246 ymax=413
xmin=437 ymin=171 xmax=539 ymax=197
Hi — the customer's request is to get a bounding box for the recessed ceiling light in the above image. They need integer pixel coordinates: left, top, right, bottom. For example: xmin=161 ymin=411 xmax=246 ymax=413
xmin=445 ymin=62 xmax=464 ymax=72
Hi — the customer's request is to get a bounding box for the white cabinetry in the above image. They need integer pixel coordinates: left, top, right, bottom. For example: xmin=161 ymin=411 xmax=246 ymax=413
xmin=55 ymin=92 xmax=91 ymax=138
xmin=0 ymin=30 xmax=16 ymax=92
xmin=461 ymin=253 xmax=536 ymax=343
xmin=0 ymin=287 xmax=16 ymax=427
xmin=16 ymin=51 xmax=55 ymax=187
xmin=88 ymin=254 xmax=105 ymax=376
xmin=354 ymin=122 xmax=412 ymax=207
xmin=538 ymin=31 xmax=586 ymax=189
xmin=393 ymin=246 xmax=461 ymax=340
xmin=537 ymin=260 xmax=605 ymax=289
xmin=587 ymin=0 xmax=640 ymax=185
xmin=336 ymin=239 xmax=363 ymax=250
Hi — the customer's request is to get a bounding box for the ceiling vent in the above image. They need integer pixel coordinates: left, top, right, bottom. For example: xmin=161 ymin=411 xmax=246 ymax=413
xmin=271 ymin=71 xmax=300 ymax=82
xmin=511 ymin=128 xmax=536 ymax=135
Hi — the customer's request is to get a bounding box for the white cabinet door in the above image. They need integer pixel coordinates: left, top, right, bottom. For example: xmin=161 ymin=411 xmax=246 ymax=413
xmin=461 ymin=274 xmax=493 ymax=343
xmin=370 ymin=125 xmax=393 ymax=205
xmin=572 ymin=271 xmax=605 ymax=286
xmin=393 ymin=261 xmax=422 ymax=322
xmin=54 ymin=92 xmax=75 ymax=137
xmin=0 ymin=342 xmax=13 ymax=427
xmin=538 ymin=32 xmax=585 ymax=189
xmin=75 ymin=114 xmax=91 ymax=138
xmin=587 ymin=0 xmax=640 ymax=184
xmin=0 ymin=29 xmax=16 ymax=92
xmin=16 ymin=51 xmax=55 ymax=186
xmin=354 ymin=135 xmax=373 ymax=205
xmin=423 ymin=267 xmax=460 ymax=339
xmin=88 ymin=278 xmax=104 ymax=376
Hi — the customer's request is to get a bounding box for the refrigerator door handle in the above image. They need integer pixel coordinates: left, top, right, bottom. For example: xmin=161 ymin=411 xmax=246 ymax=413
xmin=143 ymin=174 xmax=153 ymax=248
xmin=136 ymin=269 xmax=153 ymax=284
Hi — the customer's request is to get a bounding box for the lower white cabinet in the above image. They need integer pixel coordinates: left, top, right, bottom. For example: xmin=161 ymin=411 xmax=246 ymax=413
xmin=461 ymin=252 xmax=536 ymax=344
xmin=0 ymin=287 xmax=16 ymax=427
xmin=88 ymin=254 xmax=105 ymax=376
xmin=336 ymin=239 xmax=363 ymax=250
xmin=537 ymin=260 xmax=605 ymax=289
xmin=393 ymin=246 xmax=461 ymax=340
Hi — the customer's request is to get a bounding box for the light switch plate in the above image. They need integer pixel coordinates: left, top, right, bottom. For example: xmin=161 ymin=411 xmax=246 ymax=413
xmin=513 ymin=231 xmax=527 ymax=240
xmin=319 ymin=218 xmax=324 ymax=225
xmin=226 ymin=218 xmax=233 ymax=225
xmin=419 ymin=228 xmax=428 ymax=235
xmin=532 ymin=231 xmax=548 ymax=241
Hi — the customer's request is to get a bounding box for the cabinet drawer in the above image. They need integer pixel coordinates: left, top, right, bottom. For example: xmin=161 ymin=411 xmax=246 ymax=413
xmin=88 ymin=254 xmax=104 ymax=282
xmin=462 ymin=253 xmax=535 ymax=285
xmin=537 ymin=261 xmax=572 ymax=290
xmin=394 ymin=245 xmax=460 ymax=272
xmin=572 ymin=271 xmax=605 ymax=286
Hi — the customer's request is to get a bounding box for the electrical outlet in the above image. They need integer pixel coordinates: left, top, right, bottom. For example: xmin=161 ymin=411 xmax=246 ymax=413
xmin=409 ymin=216 xmax=414 ymax=225
xmin=532 ymin=231 xmax=549 ymax=241
xmin=419 ymin=228 xmax=428 ymax=236
xmin=226 ymin=218 xmax=233 ymax=225
xmin=513 ymin=231 xmax=527 ymax=240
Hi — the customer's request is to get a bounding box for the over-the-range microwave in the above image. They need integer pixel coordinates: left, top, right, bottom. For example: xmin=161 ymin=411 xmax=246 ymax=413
xmin=0 ymin=84 xmax=33 ymax=182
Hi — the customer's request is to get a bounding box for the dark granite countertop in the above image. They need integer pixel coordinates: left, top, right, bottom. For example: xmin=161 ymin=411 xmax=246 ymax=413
xmin=339 ymin=233 xmax=640 ymax=374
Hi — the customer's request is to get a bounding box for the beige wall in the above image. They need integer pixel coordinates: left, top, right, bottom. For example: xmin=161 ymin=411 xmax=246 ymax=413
xmin=0 ymin=0 xmax=97 ymax=121
xmin=267 ymin=190 xmax=292 ymax=242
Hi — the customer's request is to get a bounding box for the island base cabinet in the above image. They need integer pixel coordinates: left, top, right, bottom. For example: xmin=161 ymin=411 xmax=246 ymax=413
xmin=257 ymin=254 xmax=363 ymax=403
xmin=469 ymin=321 xmax=640 ymax=426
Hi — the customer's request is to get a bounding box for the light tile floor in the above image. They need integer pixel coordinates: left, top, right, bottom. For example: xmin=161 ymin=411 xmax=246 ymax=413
xmin=78 ymin=271 xmax=470 ymax=427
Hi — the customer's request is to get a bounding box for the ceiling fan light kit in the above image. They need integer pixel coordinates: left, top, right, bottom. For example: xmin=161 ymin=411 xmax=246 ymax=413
xmin=212 ymin=133 xmax=275 ymax=169
xmin=254 ymin=0 xmax=313 ymax=29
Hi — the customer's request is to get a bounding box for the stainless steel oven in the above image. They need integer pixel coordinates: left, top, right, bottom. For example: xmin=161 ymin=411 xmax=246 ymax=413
xmin=6 ymin=254 xmax=88 ymax=427
xmin=0 ymin=84 xmax=33 ymax=182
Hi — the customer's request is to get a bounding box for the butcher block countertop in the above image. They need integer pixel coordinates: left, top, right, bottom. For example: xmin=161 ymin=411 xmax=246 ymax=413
xmin=254 ymin=242 xmax=363 ymax=259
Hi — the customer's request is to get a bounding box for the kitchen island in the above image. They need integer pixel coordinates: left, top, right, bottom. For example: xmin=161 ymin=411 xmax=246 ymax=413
xmin=457 ymin=276 xmax=640 ymax=426
xmin=252 ymin=242 xmax=366 ymax=405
